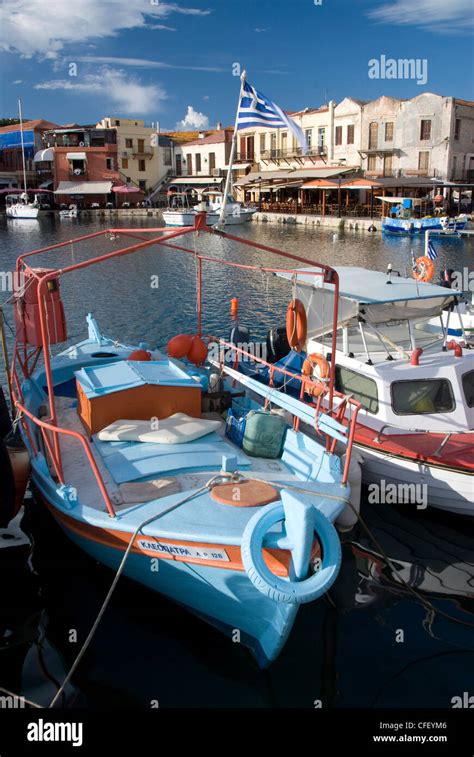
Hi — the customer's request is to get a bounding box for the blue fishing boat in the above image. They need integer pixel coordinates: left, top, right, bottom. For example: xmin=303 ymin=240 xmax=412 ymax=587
xmin=380 ymin=197 xmax=468 ymax=235
xmin=6 ymin=215 xmax=361 ymax=667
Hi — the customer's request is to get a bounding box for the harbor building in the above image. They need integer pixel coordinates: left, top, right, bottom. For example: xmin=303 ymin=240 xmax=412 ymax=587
xmin=34 ymin=125 xmax=122 ymax=207
xmin=236 ymin=92 xmax=474 ymax=220
xmin=0 ymin=119 xmax=59 ymax=189
xmin=96 ymin=117 xmax=175 ymax=201
xmin=161 ymin=125 xmax=238 ymax=199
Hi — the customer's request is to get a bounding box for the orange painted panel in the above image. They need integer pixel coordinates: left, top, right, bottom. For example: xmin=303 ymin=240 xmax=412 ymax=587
xmin=76 ymin=381 xmax=201 ymax=436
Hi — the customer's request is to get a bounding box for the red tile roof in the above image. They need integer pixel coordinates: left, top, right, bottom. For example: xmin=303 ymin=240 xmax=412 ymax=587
xmin=181 ymin=128 xmax=234 ymax=147
xmin=0 ymin=119 xmax=59 ymax=134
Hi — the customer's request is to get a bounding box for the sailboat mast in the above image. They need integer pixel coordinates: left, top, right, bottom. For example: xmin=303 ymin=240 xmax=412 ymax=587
xmin=18 ymin=99 xmax=28 ymax=196
xmin=217 ymin=70 xmax=246 ymax=226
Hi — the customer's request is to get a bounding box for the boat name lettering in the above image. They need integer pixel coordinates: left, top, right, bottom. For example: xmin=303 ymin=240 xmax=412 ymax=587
xmin=138 ymin=539 xmax=230 ymax=562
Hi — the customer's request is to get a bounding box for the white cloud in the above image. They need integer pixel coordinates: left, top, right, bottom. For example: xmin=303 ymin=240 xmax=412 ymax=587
xmin=176 ymin=105 xmax=209 ymax=130
xmin=203 ymin=95 xmax=210 ymax=100
xmin=148 ymin=25 xmax=177 ymax=31
xmin=369 ymin=0 xmax=473 ymax=31
xmin=254 ymin=28 xmax=268 ymax=33
xmin=35 ymin=68 xmax=167 ymax=114
xmin=13 ymin=79 xmax=23 ymax=85
xmin=76 ymin=56 xmax=223 ymax=72
xmin=0 ymin=0 xmax=210 ymax=57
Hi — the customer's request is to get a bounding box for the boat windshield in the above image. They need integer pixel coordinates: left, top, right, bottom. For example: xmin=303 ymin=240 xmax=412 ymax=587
xmin=391 ymin=379 xmax=455 ymax=415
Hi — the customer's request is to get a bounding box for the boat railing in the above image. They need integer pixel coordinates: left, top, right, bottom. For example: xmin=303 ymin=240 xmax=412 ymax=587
xmin=209 ymin=336 xmax=361 ymax=485
xmin=12 ymin=396 xmax=117 ymax=518
xmin=10 ymin=346 xmax=117 ymax=517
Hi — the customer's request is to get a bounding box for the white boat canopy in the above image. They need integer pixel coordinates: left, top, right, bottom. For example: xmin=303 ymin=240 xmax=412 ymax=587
xmin=277 ymin=266 xmax=461 ymax=337
xmin=376 ymin=196 xmax=426 ymax=205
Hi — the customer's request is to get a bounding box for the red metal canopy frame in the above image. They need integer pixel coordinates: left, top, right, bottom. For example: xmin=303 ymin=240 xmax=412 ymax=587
xmin=10 ymin=212 xmax=359 ymax=516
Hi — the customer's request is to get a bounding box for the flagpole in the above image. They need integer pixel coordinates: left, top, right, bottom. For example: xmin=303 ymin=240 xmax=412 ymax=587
xmin=217 ymin=69 xmax=247 ymax=227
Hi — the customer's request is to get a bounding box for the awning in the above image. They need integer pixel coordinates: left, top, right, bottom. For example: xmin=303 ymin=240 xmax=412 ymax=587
xmin=55 ymin=181 xmax=112 ymax=195
xmin=112 ymin=184 xmax=142 ymax=193
xmin=340 ymin=178 xmax=383 ymax=190
xmin=34 ymin=148 xmax=55 ymax=162
xmin=375 ymin=196 xmax=426 ymax=205
xmin=259 ymin=181 xmax=303 ymax=191
xmin=235 ymin=167 xmax=356 ymax=187
xmin=301 ymin=179 xmax=339 ymax=189
xmin=168 ymin=177 xmax=223 ymax=185
xmin=39 ymin=180 xmax=54 ymax=189
xmin=66 ymin=152 xmax=86 ymax=161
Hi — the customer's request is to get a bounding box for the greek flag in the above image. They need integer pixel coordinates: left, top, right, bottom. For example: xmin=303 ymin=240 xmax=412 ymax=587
xmin=427 ymin=239 xmax=438 ymax=260
xmin=236 ymin=80 xmax=308 ymax=153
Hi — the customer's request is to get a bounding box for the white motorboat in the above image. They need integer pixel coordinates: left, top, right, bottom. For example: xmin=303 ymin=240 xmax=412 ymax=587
xmin=59 ymin=204 xmax=79 ymax=219
xmin=6 ymin=192 xmax=39 ymax=220
xmin=244 ymin=266 xmax=473 ymax=516
xmin=163 ymin=191 xmax=256 ymax=227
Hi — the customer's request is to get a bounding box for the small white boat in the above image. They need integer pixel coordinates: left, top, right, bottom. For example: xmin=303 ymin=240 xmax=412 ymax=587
xmin=5 ymin=100 xmax=40 ymax=221
xmin=59 ymin=204 xmax=79 ymax=219
xmin=246 ymin=266 xmax=474 ymax=516
xmin=163 ymin=190 xmax=256 ymax=227
xmin=6 ymin=192 xmax=39 ymax=220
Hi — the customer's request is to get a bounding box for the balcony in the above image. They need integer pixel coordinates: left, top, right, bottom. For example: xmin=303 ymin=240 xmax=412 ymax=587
xmin=260 ymin=146 xmax=327 ymax=161
xmin=132 ymin=151 xmax=153 ymax=159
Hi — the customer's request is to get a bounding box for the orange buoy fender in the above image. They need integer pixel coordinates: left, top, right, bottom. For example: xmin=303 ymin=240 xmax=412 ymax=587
xmin=286 ymin=299 xmax=307 ymax=352
xmin=127 ymin=349 xmax=152 ymax=361
xmin=413 ymin=256 xmax=435 ymax=282
xmin=230 ymin=297 xmax=239 ymax=318
xmin=167 ymin=334 xmax=193 ymax=359
xmin=301 ymin=353 xmax=330 ymax=397
xmin=187 ymin=336 xmax=208 ymax=366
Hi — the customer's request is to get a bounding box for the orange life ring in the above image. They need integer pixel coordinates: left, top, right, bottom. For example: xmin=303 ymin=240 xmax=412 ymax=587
xmin=286 ymin=299 xmax=307 ymax=352
xmin=413 ymin=256 xmax=435 ymax=282
xmin=301 ymin=353 xmax=330 ymax=397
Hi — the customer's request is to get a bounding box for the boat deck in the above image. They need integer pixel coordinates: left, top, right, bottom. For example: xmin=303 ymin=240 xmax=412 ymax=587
xmin=54 ymin=396 xmax=346 ymax=541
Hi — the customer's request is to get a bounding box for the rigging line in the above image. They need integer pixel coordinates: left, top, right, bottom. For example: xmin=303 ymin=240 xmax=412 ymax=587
xmin=0 ymin=686 xmax=42 ymax=709
xmin=48 ymin=474 xmax=228 ymax=708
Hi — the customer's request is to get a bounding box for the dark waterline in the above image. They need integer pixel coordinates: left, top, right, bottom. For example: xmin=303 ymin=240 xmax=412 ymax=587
xmin=1 ymin=216 xmax=473 ymax=708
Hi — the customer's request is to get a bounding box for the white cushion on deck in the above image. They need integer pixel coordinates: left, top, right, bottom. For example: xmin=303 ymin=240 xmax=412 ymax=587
xmin=97 ymin=412 xmax=222 ymax=445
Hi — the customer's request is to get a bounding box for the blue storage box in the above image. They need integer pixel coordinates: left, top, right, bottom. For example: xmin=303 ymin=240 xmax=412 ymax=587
xmin=225 ymin=408 xmax=247 ymax=448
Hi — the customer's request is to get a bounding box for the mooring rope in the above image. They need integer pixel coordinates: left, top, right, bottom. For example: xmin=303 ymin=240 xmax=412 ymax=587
xmin=48 ymin=473 xmax=231 ymax=708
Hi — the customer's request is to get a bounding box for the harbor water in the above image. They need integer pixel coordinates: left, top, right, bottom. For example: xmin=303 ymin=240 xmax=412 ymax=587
xmin=1 ymin=216 xmax=473 ymax=708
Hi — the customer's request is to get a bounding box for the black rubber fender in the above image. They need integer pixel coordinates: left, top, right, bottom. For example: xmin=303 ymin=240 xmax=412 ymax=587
xmin=0 ymin=437 xmax=15 ymax=528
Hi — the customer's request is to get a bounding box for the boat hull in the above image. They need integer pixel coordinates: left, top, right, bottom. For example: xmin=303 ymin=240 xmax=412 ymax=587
xmin=6 ymin=205 xmax=39 ymax=219
xmin=34 ymin=482 xmax=298 ymax=667
xmin=163 ymin=209 xmax=256 ymax=227
xmin=382 ymin=215 xmax=467 ymax=235
xmin=355 ymin=440 xmax=473 ymax=516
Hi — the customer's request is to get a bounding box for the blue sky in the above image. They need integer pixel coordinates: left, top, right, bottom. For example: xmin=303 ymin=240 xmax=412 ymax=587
xmin=1 ymin=0 xmax=473 ymax=129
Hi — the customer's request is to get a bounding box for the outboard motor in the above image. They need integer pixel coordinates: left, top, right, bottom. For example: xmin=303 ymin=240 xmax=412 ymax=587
xmin=266 ymin=327 xmax=290 ymax=364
